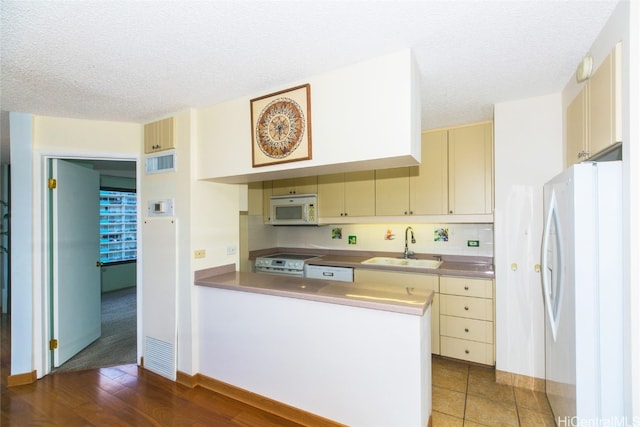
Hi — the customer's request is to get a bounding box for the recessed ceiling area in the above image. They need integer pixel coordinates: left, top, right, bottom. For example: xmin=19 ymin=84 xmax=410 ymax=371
xmin=0 ymin=1 xmax=620 ymax=163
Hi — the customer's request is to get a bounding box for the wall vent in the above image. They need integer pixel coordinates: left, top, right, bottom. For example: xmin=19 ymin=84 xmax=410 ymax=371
xmin=144 ymin=335 xmax=175 ymax=380
xmin=145 ymin=151 xmax=176 ymax=174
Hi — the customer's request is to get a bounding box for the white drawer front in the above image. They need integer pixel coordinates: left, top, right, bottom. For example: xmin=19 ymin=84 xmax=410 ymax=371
xmin=440 ymin=294 xmax=493 ymax=321
xmin=440 ymin=276 xmax=493 ymax=298
xmin=440 ymin=315 xmax=494 ymax=344
xmin=441 ymin=336 xmax=495 ymax=365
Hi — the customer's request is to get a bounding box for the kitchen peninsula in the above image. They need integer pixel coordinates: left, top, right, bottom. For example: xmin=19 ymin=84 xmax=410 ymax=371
xmin=194 ymin=264 xmax=433 ymax=427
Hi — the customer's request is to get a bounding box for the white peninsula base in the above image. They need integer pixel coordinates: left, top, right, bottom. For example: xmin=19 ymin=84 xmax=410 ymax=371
xmin=196 ymin=285 xmax=432 ymax=427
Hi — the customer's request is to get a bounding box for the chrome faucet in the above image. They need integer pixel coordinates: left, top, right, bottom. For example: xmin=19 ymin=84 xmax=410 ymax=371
xmin=403 ymin=226 xmax=416 ymax=259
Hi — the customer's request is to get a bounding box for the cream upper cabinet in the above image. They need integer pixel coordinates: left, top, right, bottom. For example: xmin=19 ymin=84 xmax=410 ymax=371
xmin=272 ymin=176 xmax=318 ymax=195
xmin=589 ymin=42 xmax=622 ymax=157
xmin=376 ymin=121 xmax=493 ymax=216
xmin=374 ymin=167 xmax=411 ymax=216
xmin=262 ymin=181 xmax=273 ymax=223
xmin=144 ymin=117 xmax=174 ymax=154
xmin=247 ymin=182 xmax=263 ymax=216
xmin=566 ymin=88 xmax=588 ymax=165
xmin=566 ymin=43 xmax=622 ymax=167
xmin=318 ymin=171 xmax=375 ymax=217
xmin=448 ymin=122 xmax=493 ymax=215
xmin=412 ymin=129 xmax=448 ymax=215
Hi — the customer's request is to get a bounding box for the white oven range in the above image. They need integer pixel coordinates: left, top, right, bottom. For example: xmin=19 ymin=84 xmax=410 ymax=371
xmin=254 ymin=253 xmax=319 ymax=277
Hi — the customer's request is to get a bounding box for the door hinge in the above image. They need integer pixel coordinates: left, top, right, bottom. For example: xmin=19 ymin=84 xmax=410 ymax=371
xmin=49 ymin=339 xmax=58 ymax=350
xmin=48 ymin=178 xmax=57 ymax=189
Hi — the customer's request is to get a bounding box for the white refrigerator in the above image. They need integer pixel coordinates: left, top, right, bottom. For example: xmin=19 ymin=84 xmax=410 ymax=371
xmin=541 ymin=161 xmax=624 ymax=424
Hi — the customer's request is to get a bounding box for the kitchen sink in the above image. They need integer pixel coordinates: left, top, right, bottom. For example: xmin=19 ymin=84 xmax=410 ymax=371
xmin=361 ymin=257 xmax=443 ymax=269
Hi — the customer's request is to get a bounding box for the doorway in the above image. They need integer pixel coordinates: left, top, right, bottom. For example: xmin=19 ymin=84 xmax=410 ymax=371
xmin=47 ymin=158 xmax=138 ymax=373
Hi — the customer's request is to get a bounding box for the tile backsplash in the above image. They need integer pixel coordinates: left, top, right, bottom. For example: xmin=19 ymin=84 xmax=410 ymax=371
xmin=249 ymin=218 xmax=493 ymax=257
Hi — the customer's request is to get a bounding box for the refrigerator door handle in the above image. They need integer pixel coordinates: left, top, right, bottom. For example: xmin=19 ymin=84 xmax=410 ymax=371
xmin=541 ymin=191 xmax=564 ymax=342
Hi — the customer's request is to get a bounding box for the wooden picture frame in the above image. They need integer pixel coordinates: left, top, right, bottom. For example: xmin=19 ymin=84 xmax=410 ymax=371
xmin=250 ymin=84 xmax=312 ymax=167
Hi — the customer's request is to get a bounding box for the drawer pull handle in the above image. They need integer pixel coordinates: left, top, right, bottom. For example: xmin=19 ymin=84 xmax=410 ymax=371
xmin=464 ymin=286 xmax=469 ymax=290
xmin=464 ymin=306 xmax=469 ymax=311
xmin=465 ymin=349 xmax=470 ymax=354
xmin=464 ymin=328 xmax=469 ymax=333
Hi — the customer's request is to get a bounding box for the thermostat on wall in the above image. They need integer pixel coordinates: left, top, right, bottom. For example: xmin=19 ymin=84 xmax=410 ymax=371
xmin=148 ymin=198 xmax=174 ymax=216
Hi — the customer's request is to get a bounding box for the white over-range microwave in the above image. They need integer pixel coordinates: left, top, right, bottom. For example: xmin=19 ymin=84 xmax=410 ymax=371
xmin=270 ymin=194 xmax=318 ymax=225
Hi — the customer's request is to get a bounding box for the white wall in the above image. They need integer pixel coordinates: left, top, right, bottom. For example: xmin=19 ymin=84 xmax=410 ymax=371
xmin=197 ymin=49 xmax=421 ymax=184
xmin=629 ymin=0 xmax=640 ymax=419
xmin=494 ymin=93 xmax=562 ymax=380
xmin=9 ymin=112 xmax=34 ymax=376
xmin=140 ymin=109 xmax=242 ymax=376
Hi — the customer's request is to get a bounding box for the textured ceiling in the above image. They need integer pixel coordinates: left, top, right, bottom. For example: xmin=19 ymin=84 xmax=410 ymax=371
xmin=0 ymin=0 xmax=619 ymax=162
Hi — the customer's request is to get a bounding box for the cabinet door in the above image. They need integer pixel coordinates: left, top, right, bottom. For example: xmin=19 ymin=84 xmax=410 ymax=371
xmin=375 ymin=167 xmax=410 ymax=215
xmin=411 ymin=130 xmax=448 ymax=215
xmin=143 ymin=121 xmax=159 ymax=153
xmin=247 ymin=182 xmax=263 ymax=216
xmin=272 ymin=176 xmax=318 ymax=195
xmin=448 ymin=123 xmax=493 ymax=214
xmin=589 ymin=43 xmax=621 ymax=157
xmin=318 ymin=173 xmax=345 ymax=217
xmin=344 ymin=170 xmax=375 ymax=217
xmin=566 ymin=88 xmax=588 ymax=167
xmin=262 ymin=181 xmax=273 ymax=223
xmin=144 ymin=117 xmax=174 ymax=153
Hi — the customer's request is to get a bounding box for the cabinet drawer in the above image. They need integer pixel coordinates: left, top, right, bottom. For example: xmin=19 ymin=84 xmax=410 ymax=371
xmin=440 ymin=315 xmax=493 ymax=344
xmin=440 ymin=276 xmax=492 ymax=298
xmin=440 ymin=294 xmax=493 ymax=321
xmin=441 ymin=336 xmax=494 ymax=365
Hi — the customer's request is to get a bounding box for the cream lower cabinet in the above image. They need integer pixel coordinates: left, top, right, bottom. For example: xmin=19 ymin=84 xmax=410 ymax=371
xmin=439 ymin=276 xmax=495 ymax=365
xmin=354 ymin=269 xmax=440 ymax=354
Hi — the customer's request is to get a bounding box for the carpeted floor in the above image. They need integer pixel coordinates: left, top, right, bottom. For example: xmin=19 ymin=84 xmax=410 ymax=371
xmin=53 ymin=286 xmax=137 ymax=373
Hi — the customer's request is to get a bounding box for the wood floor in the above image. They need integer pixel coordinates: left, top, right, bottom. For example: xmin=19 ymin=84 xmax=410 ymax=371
xmin=0 ymin=314 xmax=304 ymax=426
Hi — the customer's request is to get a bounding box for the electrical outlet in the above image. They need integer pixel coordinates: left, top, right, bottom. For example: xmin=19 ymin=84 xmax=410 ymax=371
xmin=226 ymin=245 xmax=237 ymax=255
xmin=194 ymin=249 xmax=206 ymax=259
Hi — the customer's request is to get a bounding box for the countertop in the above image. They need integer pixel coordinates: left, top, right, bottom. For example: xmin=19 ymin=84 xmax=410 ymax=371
xmin=305 ymin=254 xmax=494 ymax=279
xmin=195 ymin=266 xmax=434 ymax=316
xmin=250 ymin=248 xmax=495 ymax=279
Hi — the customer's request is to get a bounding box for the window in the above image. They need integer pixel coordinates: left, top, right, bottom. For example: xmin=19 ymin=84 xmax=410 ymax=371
xmin=99 ymin=189 xmax=137 ymax=264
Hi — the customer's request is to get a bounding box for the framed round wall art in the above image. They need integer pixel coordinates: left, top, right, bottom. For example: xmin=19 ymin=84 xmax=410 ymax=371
xmin=250 ymin=84 xmax=312 ymax=167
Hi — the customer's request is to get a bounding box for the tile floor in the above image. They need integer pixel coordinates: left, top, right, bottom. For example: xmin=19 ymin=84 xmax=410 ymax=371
xmin=432 ymin=356 xmax=557 ymax=427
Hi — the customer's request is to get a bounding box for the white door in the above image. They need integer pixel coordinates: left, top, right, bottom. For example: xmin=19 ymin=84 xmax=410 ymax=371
xmin=51 ymin=159 xmax=101 ymax=367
